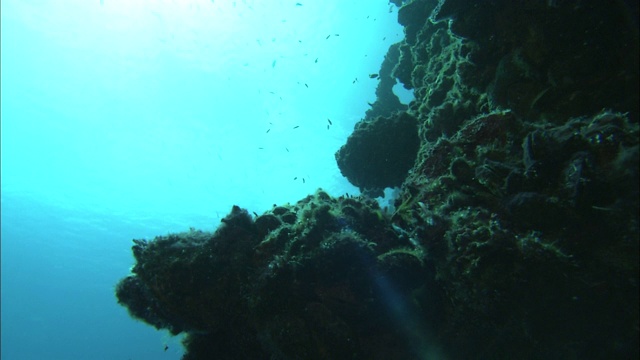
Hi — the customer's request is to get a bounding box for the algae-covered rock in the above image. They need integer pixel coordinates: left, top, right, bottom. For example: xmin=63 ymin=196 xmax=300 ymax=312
xmin=116 ymin=190 xmax=438 ymax=359
xmin=117 ymin=1 xmax=639 ymax=358
xmin=335 ymin=112 xmax=420 ymax=196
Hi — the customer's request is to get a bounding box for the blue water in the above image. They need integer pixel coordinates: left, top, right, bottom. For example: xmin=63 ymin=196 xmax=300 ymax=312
xmin=1 ymin=0 xmax=406 ymax=358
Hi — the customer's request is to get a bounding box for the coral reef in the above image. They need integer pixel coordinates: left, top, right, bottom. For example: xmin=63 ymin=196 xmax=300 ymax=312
xmin=116 ymin=1 xmax=639 ymax=358
xmin=335 ymin=112 xmax=420 ymax=197
xmin=364 ymin=43 xmax=408 ymax=120
xmin=117 ymin=191 xmax=443 ymax=359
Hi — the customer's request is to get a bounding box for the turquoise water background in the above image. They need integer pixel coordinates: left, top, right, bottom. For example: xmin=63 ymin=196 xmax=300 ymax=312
xmin=1 ymin=0 xmax=410 ymax=358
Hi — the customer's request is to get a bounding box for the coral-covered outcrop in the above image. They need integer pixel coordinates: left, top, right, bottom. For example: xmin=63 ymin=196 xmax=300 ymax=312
xmin=117 ymin=191 xmax=444 ymax=359
xmin=335 ymin=112 xmax=420 ymax=197
xmin=364 ymin=43 xmax=408 ymax=120
xmin=116 ymin=1 xmax=639 ymax=359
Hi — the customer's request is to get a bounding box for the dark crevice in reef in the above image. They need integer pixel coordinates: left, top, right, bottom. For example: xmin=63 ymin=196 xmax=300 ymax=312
xmin=116 ymin=1 xmax=639 ymax=359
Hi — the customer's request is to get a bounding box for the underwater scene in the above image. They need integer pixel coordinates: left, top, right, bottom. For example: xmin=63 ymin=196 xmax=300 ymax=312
xmin=1 ymin=0 xmax=638 ymax=359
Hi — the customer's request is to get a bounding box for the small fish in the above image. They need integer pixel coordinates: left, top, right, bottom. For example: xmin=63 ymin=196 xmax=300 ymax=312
xmin=253 ymin=211 xmax=259 ymax=217
xmin=369 ymin=73 xmax=379 ymax=79
xmin=352 ymin=78 xmax=358 ymax=84
xmin=334 ymin=34 xmax=340 ymax=36
xmin=367 ymin=102 xmax=374 ymax=106
xmin=272 ymin=60 xmax=276 ymax=68
xmin=327 ymin=118 xmax=332 ymax=125
xmin=304 ymin=83 xmax=308 ymax=88
xmin=314 ymin=58 xmax=318 ymax=63
xmin=293 ymin=125 xmax=300 ymax=129
xmin=383 ymin=37 xmax=386 ymax=40
xmin=164 ymin=345 xmax=169 ymax=351
xmin=266 ymin=129 xmax=271 ymax=133
xmin=295 ymin=2 xmax=302 ymax=5
xmin=294 ymin=177 xmax=298 ymax=180
xmin=302 ymin=178 xmax=306 ymax=183
xmin=325 ymin=35 xmax=331 ymax=39
xmin=258 ymin=147 xmax=264 ymax=149
xmin=327 ymin=125 xmax=330 ymax=130
xmin=285 ymin=147 xmax=289 ymax=152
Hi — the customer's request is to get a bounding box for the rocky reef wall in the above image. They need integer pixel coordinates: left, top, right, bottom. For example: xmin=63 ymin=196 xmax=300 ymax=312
xmin=116 ymin=1 xmax=639 ymax=358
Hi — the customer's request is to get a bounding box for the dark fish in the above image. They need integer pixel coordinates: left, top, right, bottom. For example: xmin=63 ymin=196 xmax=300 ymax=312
xmin=352 ymin=78 xmax=358 ymax=84
xmin=325 ymin=35 xmax=330 ymax=39
xmin=266 ymin=129 xmax=271 ymax=133
xmin=295 ymin=2 xmax=302 ymax=5
xmin=258 ymin=147 xmax=264 ymax=149
xmin=367 ymin=102 xmax=374 ymax=106
xmin=272 ymin=60 xmax=276 ymax=68
xmin=253 ymin=211 xmax=258 ymax=217
xmin=294 ymin=177 xmax=298 ymax=180
xmin=335 ymin=34 xmax=339 ymax=36
xmin=302 ymin=178 xmax=306 ymax=183
xmin=304 ymin=83 xmax=308 ymax=88
xmin=327 ymin=125 xmax=330 ymax=129
xmin=164 ymin=345 xmax=169 ymax=351
xmin=327 ymin=118 xmax=332 ymax=125
xmin=383 ymin=37 xmax=386 ymax=40
xmin=285 ymin=147 xmax=289 ymax=152
xmin=314 ymin=58 xmax=318 ymax=63
xmin=293 ymin=126 xmax=300 ymax=129
xmin=369 ymin=73 xmax=379 ymax=79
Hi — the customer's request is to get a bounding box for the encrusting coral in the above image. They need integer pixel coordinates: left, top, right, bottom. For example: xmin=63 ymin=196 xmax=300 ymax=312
xmin=116 ymin=1 xmax=639 ymax=358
